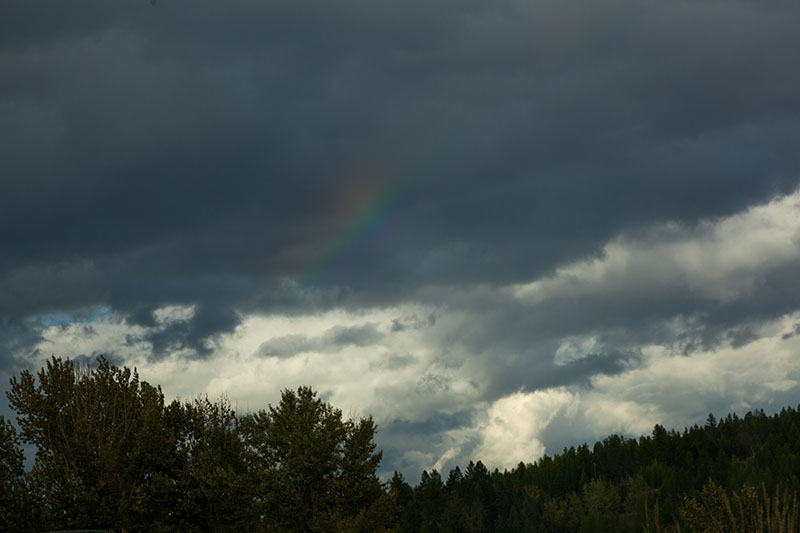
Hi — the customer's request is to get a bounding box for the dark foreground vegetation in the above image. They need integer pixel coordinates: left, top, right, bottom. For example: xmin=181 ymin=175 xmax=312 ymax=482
xmin=1 ymin=357 xmax=799 ymax=531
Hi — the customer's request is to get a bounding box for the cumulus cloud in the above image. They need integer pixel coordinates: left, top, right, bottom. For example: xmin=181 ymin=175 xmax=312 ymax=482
xmin=472 ymin=388 xmax=577 ymax=470
xmin=511 ymin=190 xmax=800 ymax=307
xmin=588 ymin=314 xmax=800 ymax=422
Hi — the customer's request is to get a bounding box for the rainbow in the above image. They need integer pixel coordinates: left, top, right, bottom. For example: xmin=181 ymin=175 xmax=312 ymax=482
xmin=299 ymin=175 xmax=405 ymax=284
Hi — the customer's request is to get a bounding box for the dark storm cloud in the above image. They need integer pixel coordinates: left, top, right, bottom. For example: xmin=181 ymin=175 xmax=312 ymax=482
xmin=377 ymin=409 xmax=479 ymax=475
xmin=437 ymin=303 xmax=645 ymax=394
xmin=0 ymin=318 xmax=43 ymax=370
xmin=391 ymin=313 xmax=436 ymax=332
xmin=145 ymin=304 xmax=240 ymax=359
xmin=1 ymin=0 xmax=800 ymax=366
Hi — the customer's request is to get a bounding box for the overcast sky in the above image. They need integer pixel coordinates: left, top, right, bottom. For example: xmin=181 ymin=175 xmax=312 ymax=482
xmin=2 ymin=0 xmax=800 ymax=478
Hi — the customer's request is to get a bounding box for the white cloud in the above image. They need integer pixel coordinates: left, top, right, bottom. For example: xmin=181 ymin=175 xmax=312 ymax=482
xmin=471 ymin=388 xmax=577 ymax=470
xmin=153 ymin=304 xmax=196 ymax=325
xmin=555 ymin=335 xmax=602 ymax=365
xmin=587 ymin=312 xmax=800 ymax=426
xmin=25 ymin=303 xmax=482 ymax=423
xmin=465 ymin=387 xmax=661 ymax=472
xmin=511 ymin=189 xmax=800 ymax=305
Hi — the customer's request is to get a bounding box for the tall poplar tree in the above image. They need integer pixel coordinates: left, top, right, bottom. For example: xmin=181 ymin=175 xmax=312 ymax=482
xmin=240 ymin=386 xmax=395 ymax=532
xmin=6 ymin=356 xmax=180 ymax=530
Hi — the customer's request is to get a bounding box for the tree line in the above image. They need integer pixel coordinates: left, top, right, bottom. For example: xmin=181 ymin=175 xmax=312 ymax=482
xmin=0 ymin=356 xmax=394 ymax=531
xmin=1 ymin=356 xmax=800 ymax=531
xmin=390 ymin=411 xmax=800 ymax=532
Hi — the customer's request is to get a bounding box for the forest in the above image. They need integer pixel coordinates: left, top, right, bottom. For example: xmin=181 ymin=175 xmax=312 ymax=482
xmin=1 ymin=356 xmax=799 ymax=532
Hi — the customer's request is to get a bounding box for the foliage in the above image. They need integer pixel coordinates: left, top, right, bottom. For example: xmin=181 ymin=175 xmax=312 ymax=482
xmin=681 ymin=480 xmax=799 ymax=533
xmin=6 ymin=356 xmax=178 ymax=530
xmin=170 ymin=395 xmax=256 ymax=531
xmin=3 ymin=357 xmax=390 ymax=532
xmin=0 ymin=415 xmax=37 ymax=530
xmin=240 ymin=385 xmax=395 ymax=532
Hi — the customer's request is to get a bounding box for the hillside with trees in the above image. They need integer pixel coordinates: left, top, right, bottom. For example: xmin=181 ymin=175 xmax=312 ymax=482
xmin=391 ymin=411 xmax=800 ymax=532
xmin=1 ymin=356 xmax=799 ymax=531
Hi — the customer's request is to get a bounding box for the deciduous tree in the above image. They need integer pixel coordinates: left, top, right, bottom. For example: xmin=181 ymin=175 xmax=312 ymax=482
xmin=240 ymin=386 xmax=394 ymax=532
xmin=6 ymin=356 xmax=180 ymax=530
xmin=0 ymin=415 xmax=36 ymax=530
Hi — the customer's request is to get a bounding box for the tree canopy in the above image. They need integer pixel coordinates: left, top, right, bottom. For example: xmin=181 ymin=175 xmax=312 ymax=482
xmin=241 ymin=386 xmax=395 ymax=531
xmin=2 ymin=356 xmax=393 ymax=532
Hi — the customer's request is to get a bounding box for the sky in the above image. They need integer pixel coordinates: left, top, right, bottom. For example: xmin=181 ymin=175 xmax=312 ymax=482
xmin=1 ymin=0 xmax=800 ymax=479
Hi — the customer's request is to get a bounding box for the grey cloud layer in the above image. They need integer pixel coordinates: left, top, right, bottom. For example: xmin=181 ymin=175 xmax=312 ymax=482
xmin=257 ymin=323 xmax=383 ymax=358
xmin=3 ymin=1 xmax=798 ymax=292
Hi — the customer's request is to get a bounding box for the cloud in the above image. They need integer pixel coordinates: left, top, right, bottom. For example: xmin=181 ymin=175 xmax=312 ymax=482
xmin=588 ymin=314 xmax=800 ymax=422
xmin=145 ymin=304 xmax=240 ymax=359
xmin=512 ymin=190 xmax=800 ymax=307
xmin=16 ymin=285 xmax=800 ymax=478
xmin=2 ymin=1 xmax=799 ymax=310
xmin=2 ymin=0 xmax=800 ymax=477
xmin=472 ymin=388 xmax=577 ymax=471
xmin=256 ymin=323 xmax=384 ymax=358
xmin=496 ymin=188 xmax=800 ymax=359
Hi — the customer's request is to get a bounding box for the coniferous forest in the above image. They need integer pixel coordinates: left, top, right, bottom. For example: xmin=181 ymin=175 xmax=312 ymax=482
xmin=2 ymin=357 xmax=800 ymax=532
